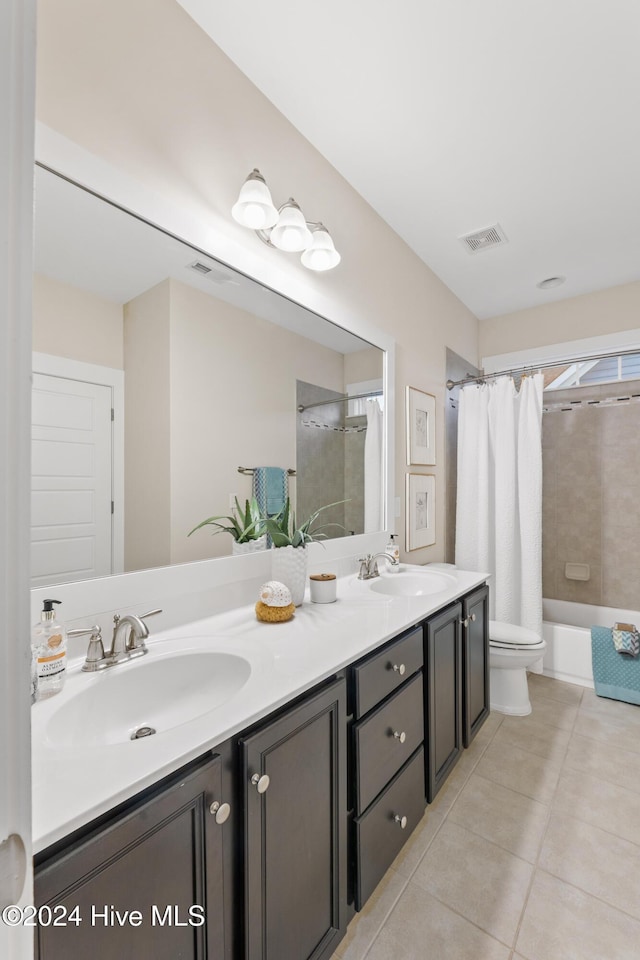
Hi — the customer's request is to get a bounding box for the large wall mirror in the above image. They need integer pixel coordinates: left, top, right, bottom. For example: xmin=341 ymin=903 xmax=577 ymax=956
xmin=32 ymin=165 xmax=386 ymax=587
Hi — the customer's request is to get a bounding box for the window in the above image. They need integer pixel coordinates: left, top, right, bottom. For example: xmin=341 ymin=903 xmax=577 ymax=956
xmin=545 ymin=354 xmax=640 ymax=390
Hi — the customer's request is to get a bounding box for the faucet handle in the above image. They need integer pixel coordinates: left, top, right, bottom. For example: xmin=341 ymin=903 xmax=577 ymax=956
xmin=68 ymin=626 xmax=107 ymax=673
xmin=68 ymin=624 xmax=102 ymax=639
xmin=139 ymin=608 xmax=162 ymax=620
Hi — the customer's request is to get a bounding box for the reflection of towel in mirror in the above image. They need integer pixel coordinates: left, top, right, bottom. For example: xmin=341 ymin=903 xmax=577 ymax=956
xmin=252 ymin=467 xmax=288 ymax=518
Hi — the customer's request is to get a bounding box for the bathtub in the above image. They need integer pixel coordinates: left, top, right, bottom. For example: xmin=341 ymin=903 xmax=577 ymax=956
xmin=541 ymin=599 xmax=640 ymax=688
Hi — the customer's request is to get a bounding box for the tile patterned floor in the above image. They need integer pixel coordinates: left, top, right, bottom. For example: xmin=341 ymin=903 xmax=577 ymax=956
xmin=331 ymin=674 xmax=640 ymax=960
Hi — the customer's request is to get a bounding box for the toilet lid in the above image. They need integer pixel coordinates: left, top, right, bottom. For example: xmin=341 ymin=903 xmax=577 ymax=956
xmin=489 ymin=620 xmax=542 ymax=646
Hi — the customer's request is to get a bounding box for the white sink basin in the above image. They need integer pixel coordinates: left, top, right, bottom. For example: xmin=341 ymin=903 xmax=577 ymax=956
xmin=369 ymin=570 xmax=456 ymax=597
xmin=46 ymin=650 xmax=251 ymax=747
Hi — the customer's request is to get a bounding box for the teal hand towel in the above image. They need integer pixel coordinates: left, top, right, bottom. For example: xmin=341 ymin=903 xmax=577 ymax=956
xmin=252 ymin=467 xmax=288 ymax=518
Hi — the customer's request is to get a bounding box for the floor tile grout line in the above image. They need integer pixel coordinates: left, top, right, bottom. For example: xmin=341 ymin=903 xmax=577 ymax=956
xmin=548 ymin=789 xmax=640 ymax=849
xmin=470 ymin=765 xmax=560 ymax=809
xmin=561 ymin=755 xmax=640 ymax=799
xmin=533 ymin=864 xmax=640 ymax=927
xmin=445 ymin=790 xmax=549 ymax=866
xmin=508 ymin=677 xmax=584 ymax=954
xmin=402 ymin=879 xmax=521 ymax=951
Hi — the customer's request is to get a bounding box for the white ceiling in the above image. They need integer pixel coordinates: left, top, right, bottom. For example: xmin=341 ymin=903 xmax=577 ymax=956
xmin=178 ymin=0 xmax=640 ymax=320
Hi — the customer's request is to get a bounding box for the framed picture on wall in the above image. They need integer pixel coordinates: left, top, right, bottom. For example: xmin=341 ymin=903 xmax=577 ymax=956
xmin=406 ymin=386 xmax=436 ymax=465
xmin=406 ymin=473 xmax=436 ymax=551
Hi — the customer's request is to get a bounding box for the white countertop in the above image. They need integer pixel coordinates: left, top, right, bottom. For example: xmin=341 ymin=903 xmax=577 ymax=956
xmin=31 ymin=566 xmax=487 ymax=854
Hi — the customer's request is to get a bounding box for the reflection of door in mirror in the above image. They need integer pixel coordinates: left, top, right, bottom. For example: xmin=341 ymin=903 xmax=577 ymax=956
xmin=32 ymin=165 xmax=385 ymax=584
xmin=31 ymin=371 xmax=113 ymax=586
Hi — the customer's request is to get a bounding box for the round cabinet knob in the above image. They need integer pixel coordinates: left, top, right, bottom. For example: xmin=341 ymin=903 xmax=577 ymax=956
xmin=392 ymin=663 xmax=406 ymax=676
xmin=209 ymin=801 xmax=231 ymax=825
xmin=469 ymin=612 xmax=477 ymax=622
xmin=251 ymin=773 xmax=270 ymax=794
xmin=394 ymin=814 xmax=408 ymax=829
xmin=393 ymin=730 xmax=407 ymax=744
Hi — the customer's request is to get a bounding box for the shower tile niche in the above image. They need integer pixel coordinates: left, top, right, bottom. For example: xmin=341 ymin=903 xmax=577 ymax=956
xmin=542 ymin=379 xmax=640 ymax=608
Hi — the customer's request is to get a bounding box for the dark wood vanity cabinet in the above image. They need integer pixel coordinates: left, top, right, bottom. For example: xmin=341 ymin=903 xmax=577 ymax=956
xmin=425 ymin=601 xmax=463 ymax=801
xmin=423 ymin=586 xmax=490 ymax=799
xmin=461 ymin=584 xmax=490 ymax=747
xmin=241 ymin=676 xmax=347 ymax=960
xmin=34 ymin=749 xmax=234 ymax=960
xmin=350 ymin=626 xmax=427 ymax=910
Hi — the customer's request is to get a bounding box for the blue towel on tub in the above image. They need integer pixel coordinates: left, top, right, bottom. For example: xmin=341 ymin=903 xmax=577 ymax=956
xmin=591 ymin=627 xmax=640 ymax=706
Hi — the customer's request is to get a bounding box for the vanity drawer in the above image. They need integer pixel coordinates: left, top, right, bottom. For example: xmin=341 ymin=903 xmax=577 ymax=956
xmin=354 ymin=746 xmax=425 ymax=910
xmin=354 ymin=672 xmax=424 ymax=815
xmin=353 ymin=625 xmax=423 ymax=718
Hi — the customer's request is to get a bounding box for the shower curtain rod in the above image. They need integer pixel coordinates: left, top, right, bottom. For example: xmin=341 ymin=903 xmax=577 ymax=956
xmin=297 ymin=389 xmax=383 ymax=413
xmin=446 ymin=345 xmax=640 ymax=390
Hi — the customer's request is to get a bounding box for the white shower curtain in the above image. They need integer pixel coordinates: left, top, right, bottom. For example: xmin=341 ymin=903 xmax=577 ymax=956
xmin=455 ymin=374 xmax=544 ymax=638
xmin=364 ymin=399 xmax=384 ymax=533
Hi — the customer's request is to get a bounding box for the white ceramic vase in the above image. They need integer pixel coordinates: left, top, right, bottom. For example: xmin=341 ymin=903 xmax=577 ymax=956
xmin=271 ymin=545 xmax=307 ymax=606
xmin=232 ymin=535 xmax=267 ymax=556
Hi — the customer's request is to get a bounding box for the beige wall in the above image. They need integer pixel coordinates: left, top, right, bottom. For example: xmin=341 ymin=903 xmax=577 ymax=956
xmin=123 ymin=280 xmax=171 ymax=571
xmin=479 ymin=280 xmax=640 ymax=361
xmin=344 ymin=347 xmax=383 ymax=386
xmin=33 ymin=272 xmax=123 ymax=368
xmin=169 ymin=279 xmax=344 ymax=564
xmin=36 ymin=0 xmax=480 ymax=563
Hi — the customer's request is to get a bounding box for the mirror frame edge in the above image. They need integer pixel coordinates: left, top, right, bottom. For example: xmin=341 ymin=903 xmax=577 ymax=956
xmin=34 ymin=122 xmax=396 ymax=582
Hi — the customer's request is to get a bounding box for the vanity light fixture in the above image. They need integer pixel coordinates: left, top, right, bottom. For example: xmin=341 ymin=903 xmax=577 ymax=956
xmin=232 ymin=169 xmax=341 ymax=271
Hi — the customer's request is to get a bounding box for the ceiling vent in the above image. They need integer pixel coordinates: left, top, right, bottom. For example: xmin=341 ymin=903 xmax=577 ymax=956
xmin=459 ymin=223 xmax=507 ymax=254
xmin=189 ymin=260 xmax=212 ymax=275
xmin=188 ymin=261 xmax=236 ymax=284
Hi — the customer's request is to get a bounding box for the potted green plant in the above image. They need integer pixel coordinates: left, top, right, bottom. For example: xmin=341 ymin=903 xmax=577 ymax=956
xmin=265 ymin=498 xmax=347 ymax=605
xmin=188 ymin=497 xmax=266 ymax=555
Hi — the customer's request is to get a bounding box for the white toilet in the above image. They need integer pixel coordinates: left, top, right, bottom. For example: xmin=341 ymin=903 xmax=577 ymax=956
xmin=489 ymin=621 xmax=546 ymax=716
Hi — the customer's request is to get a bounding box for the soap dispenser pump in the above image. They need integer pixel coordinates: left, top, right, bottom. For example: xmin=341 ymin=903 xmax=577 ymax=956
xmin=32 ymin=598 xmax=67 ymax=701
xmin=385 ymin=534 xmax=400 ymax=573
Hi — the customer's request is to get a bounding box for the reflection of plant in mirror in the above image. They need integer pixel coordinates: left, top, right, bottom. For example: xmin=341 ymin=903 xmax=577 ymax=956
xmin=266 ymin=498 xmax=348 ymax=548
xmin=188 ymin=497 xmax=265 ymax=543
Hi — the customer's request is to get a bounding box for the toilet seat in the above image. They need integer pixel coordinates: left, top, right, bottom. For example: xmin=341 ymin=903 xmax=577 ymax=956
xmin=489 ymin=620 xmax=542 ymax=647
xmin=490 ymin=638 xmax=546 ymax=651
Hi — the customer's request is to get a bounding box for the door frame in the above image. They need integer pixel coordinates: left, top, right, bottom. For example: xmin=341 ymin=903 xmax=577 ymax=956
xmin=0 ymin=0 xmax=36 ymax=956
xmin=32 ymin=352 xmax=125 ymax=575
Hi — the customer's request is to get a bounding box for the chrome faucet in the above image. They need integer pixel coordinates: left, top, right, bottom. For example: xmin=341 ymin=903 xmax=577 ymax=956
xmin=72 ymin=609 xmax=162 ymax=672
xmin=108 ymin=610 xmax=161 ymax=662
xmin=357 ymin=552 xmax=400 ymax=580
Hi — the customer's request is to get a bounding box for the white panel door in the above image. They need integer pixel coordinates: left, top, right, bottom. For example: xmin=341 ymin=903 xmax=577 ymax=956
xmin=31 ymin=373 xmax=113 ymax=585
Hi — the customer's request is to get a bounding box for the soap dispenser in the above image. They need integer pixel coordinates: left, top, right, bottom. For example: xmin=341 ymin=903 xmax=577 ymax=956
xmin=385 ymin=534 xmax=400 ymax=573
xmin=32 ymin=599 xmax=67 ymax=700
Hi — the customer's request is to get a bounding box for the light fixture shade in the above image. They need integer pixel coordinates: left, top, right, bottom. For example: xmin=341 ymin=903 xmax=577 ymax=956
xmin=269 ymin=200 xmax=313 ymax=252
xmin=231 ymin=169 xmax=279 ymax=230
xmin=301 ymin=225 xmax=341 ymax=271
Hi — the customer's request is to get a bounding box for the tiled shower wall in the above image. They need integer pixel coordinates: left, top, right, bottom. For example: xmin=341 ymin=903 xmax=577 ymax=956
xmin=296 ymin=380 xmax=366 ymax=539
xmin=542 ymin=378 xmax=640 ymax=609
